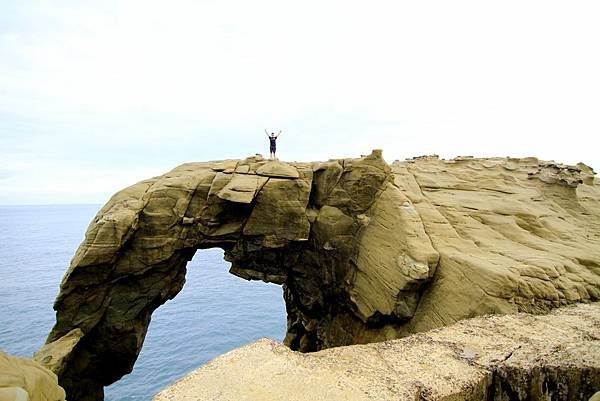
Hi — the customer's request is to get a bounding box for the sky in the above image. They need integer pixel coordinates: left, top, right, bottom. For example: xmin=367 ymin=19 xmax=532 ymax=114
xmin=1 ymin=0 xmax=599 ymax=204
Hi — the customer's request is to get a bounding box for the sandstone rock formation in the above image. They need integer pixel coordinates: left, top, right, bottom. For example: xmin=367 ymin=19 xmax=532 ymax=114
xmin=39 ymin=151 xmax=600 ymax=400
xmin=0 ymin=351 xmax=66 ymax=401
xmin=153 ymin=303 xmax=600 ymax=401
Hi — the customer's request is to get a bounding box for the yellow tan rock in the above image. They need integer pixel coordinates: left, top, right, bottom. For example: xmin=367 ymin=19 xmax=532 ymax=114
xmin=41 ymin=152 xmax=600 ymax=400
xmin=153 ymin=303 xmax=600 ymax=401
xmin=0 ymin=352 xmax=66 ymax=401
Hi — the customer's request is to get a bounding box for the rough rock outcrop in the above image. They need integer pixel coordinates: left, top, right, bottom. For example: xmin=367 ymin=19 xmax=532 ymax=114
xmin=153 ymin=303 xmax=600 ymax=401
xmin=0 ymin=351 xmax=66 ymax=401
xmin=40 ymin=151 xmax=600 ymax=400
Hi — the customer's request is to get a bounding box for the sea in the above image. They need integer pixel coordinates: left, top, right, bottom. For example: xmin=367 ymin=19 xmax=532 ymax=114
xmin=0 ymin=204 xmax=287 ymax=400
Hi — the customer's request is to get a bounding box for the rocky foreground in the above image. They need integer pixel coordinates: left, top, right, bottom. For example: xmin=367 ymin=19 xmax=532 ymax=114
xmin=153 ymin=303 xmax=600 ymax=401
xmin=35 ymin=151 xmax=600 ymax=400
xmin=0 ymin=351 xmax=65 ymax=401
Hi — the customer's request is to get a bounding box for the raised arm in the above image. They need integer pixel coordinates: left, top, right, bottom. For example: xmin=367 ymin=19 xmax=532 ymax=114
xmin=265 ymin=129 xmax=269 ymax=137
xmin=276 ymin=130 xmax=282 ymax=138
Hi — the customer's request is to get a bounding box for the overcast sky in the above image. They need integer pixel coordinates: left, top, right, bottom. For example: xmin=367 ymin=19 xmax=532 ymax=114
xmin=1 ymin=0 xmax=599 ymax=204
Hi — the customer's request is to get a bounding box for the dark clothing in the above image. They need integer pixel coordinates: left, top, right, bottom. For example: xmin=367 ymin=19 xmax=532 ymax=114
xmin=269 ymin=136 xmax=277 ymax=153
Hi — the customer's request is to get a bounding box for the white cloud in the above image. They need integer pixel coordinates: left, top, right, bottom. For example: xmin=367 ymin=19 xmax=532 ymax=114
xmin=1 ymin=0 xmax=599 ymax=203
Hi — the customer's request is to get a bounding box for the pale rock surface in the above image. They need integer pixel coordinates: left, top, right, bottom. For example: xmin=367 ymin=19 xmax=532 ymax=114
xmin=153 ymin=303 xmax=600 ymax=401
xmin=393 ymin=156 xmax=600 ymax=336
xmin=256 ymin=160 xmax=301 ymax=178
xmin=0 ymin=388 xmax=29 ymax=401
xmin=217 ymin=173 xmax=268 ymax=204
xmin=0 ymin=352 xmax=65 ymax=401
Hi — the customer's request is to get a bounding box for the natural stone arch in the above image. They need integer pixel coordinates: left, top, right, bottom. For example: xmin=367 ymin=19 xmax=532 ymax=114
xmin=35 ymin=152 xmax=600 ymax=401
xmin=36 ymin=152 xmax=436 ymax=400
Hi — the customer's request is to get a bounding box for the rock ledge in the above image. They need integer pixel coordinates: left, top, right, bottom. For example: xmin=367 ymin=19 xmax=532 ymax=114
xmin=154 ymin=303 xmax=600 ymax=401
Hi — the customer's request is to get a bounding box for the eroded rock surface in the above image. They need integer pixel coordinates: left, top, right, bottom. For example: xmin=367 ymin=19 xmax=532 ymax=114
xmin=0 ymin=351 xmax=66 ymax=401
xmin=153 ymin=303 xmax=600 ymax=401
xmin=40 ymin=152 xmax=600 ymax=400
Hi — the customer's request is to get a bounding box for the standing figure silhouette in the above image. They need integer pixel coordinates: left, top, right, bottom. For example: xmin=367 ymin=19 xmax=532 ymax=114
xmin=265 ymin=129 xmax=281 ymax=159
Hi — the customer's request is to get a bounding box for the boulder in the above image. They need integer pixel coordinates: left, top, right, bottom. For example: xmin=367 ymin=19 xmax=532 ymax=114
xmin=242 ymin=177 xmax=312 ymax=241
xmin=217 ymin=173 xmax=268 ymax=204
xmin=256 ymin=160 xmax=300 ymax=178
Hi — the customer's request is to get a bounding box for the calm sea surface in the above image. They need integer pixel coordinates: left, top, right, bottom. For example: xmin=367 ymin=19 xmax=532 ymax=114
xmin=0 ymin=204 xmax=287 ymax=400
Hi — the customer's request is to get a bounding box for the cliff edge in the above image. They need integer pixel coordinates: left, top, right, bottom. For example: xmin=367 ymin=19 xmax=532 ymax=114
xmin=37 ymin=151 xmax=600 ymax=400
xmin=153 ymin=303 xmax=600 ymax=401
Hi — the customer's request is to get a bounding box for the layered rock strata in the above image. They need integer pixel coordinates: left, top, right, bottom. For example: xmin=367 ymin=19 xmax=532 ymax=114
xmin=153 ymin=303 xmax=600 ymax=401
xmin=39 ymin=152 xmax=600 ymax=400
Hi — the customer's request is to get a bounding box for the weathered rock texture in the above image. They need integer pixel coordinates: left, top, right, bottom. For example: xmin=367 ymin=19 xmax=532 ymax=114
xmin=0 ymin=351 xmax=66 ymax=401
xmin=40 ymin=152 xmax=600 ymax=400
xmin=153 ymin=303 xmax=600 ymax=401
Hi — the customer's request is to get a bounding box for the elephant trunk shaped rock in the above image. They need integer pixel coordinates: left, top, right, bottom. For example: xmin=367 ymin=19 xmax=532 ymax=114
xmin=37 ymin=152 xmax=600 ymax=401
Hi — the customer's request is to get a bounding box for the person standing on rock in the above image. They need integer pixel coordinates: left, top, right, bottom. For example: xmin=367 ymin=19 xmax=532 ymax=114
xmin=265 ymin=129 xmax=281 ymax=159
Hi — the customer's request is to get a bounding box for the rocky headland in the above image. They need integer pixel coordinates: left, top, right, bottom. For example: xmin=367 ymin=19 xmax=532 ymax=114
xmin=22 ymin=151 xmax=600 ymax=400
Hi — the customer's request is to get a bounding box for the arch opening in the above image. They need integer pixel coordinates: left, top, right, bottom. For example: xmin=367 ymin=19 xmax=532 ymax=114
xmin=104 ymin=248 xmax=286 ymax=400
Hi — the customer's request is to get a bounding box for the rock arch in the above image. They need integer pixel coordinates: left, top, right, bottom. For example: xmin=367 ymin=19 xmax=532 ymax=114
xmin=35 ymin=152 xmax=600 ymax=401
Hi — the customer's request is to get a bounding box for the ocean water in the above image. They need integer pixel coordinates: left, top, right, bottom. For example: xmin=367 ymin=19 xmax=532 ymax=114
xmin=0 ymin=204 xmax=287 ymax=400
